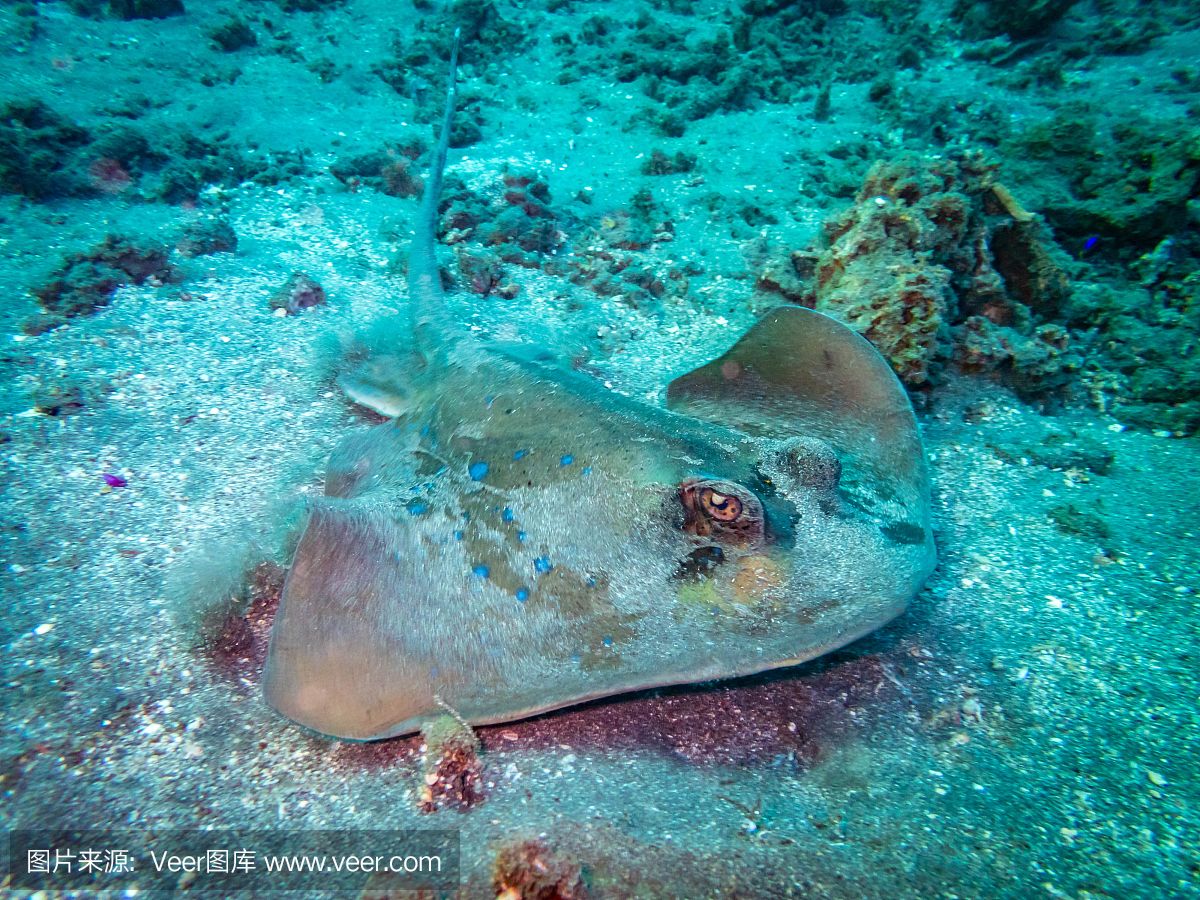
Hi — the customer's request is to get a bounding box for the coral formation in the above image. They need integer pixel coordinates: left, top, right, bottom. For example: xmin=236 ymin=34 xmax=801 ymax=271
xmin=417 ymin=715 xmax=484 ymax=813
xmin=1066 ymin=238 xmax=1200 ymax=433
xmin=0 ymin=99 xmax=301 ymax=204
xmin=67 ymin=0 xmax=184 ymax=19
xmin=31 ymin=235 xmax=178 ymax=331
xmin=371 ymin=0 xmax=527 ymax=139
xmin=439 ymin=170 xmax=568 ymax=267
xmin=552 ymin=1 xmax=933 ymax=135
xmin=953 ymin=0 xmax=1078 ymax=39
xmin=1005 ymin=110 xmax=1200 ymax=255
xmin=640 ymin=149 xmax=697 ymax=176
xmin=765 ymin=153 xmax=1077 ymax=396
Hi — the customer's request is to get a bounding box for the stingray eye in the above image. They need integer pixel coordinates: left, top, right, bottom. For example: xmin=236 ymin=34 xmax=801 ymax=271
xmin=679 ymin=478 xmax=765 ymax=546
xmin=700 ymin=488 xmax=742 ymax=522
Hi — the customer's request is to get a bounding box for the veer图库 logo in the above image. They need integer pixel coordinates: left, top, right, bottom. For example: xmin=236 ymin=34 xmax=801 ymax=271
xmin=5 ymin=828 xmax=459 ymax=893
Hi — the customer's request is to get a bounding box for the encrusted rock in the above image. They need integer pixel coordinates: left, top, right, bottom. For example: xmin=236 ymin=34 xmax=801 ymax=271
xmin=270 ymin=272 xmax=326 ymax=315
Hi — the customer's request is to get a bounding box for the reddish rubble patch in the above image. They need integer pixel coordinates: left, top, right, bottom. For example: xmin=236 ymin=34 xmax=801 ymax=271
xmin=203 ymin=561 xmax=283 ymax=685
xmin=327 ymin=734 xmax=420 ymax=772
xmin=478 ymin=645 xmax=924 ymax=767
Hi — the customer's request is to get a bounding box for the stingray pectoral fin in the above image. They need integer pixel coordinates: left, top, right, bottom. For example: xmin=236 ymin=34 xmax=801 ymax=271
xmin=262 ymin=504 xmax=436 ymax=740
xmin=666 ymin=305 xmax=929 ymax=510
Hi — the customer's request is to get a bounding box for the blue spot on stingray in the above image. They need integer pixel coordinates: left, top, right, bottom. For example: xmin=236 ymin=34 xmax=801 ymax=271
xmin=453 ymin=529 xmax=465 ymax=541
xmin=407 ymin=501 xmax=428 ymax=516
xmin=517 ymin=531 xmax=528 ymax=543
xmin=570 ymin=653 xmax=582 ymax=665
xmin=469 ymin=461 xmax=489 ymax=481
xmin=602 ymin=636 xmax=614 ymax=647
xmin=473 ymin=564 xmax=490 ymax=578
xmin=1083 ymin=235 xmax=1099 ymax=252
xmin=586 ymin=576 xmax=597 ymax=587
xmin=534 ymin=555 xmax=554 ymax=574
xmin=502 ymin=506 xmax=515 ymax=523
xmin=515 ymin=587 xmax=530 ymax=602
xmin=513 ymin=449 xmax=528 ymax=461
xmin=582 ymin=466 xmax=592 ymax=476
xmin=420 ymin=425 xmax=430 ymax=437
xmin=560 ymin=454 xmax=574 ymax=466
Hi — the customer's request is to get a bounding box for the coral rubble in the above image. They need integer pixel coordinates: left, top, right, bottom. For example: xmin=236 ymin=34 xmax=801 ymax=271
xmin=493 ymin=838 xmax=586 ymax=900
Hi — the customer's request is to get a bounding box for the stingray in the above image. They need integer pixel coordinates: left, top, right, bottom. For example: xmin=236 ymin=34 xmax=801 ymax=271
xmin=262 ymin=33 xmax=936 ymax=740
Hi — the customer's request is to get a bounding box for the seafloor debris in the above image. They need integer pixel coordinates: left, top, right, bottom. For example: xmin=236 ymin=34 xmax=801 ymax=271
xmin=492 ymin=838 xmax=587 ymax=900
xmin=760 ymin=152 xmax=1078 ymax=397
xmin=270 ymin=272 xmax=326 ymax=315
xmin=418 ymin=714 xmax=485 ymax=813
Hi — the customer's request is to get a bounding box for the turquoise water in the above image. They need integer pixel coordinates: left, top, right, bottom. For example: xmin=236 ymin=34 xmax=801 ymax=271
xmin=1 ymin=1 xmax=1197 ymax=897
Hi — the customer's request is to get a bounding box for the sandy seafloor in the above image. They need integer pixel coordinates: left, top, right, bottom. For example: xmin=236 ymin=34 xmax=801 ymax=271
xmin=1 ymin=0 xmax=1198 ymax=897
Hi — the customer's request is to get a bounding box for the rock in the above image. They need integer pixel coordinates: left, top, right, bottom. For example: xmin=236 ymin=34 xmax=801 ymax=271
xmin=0 ymin=100 xmax=90 ymax=200
xmin=177 ymin=218 xmax=237 ymax=257
xmin=269 ymin=273 xmax=326 ymax=315
xmin=108 ymin=0 xmax=185 ymax=18
xmin=208 ymin=17 xmax=257 ymax=52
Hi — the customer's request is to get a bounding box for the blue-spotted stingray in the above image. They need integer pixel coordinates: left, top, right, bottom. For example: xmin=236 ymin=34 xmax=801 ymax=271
xmin=262 ymin=35 xmax=936 ymax=740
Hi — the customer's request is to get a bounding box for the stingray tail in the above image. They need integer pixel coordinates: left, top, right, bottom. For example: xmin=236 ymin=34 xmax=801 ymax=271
xmin=407 ymin=27 xmax=461 ymax=362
